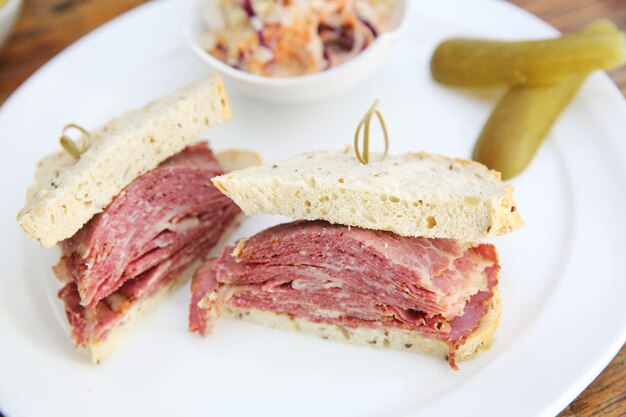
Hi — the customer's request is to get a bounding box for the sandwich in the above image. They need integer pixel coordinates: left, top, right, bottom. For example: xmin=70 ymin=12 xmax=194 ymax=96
xmin=189 ymin=149 xmax=522 ymax=368
xmin=17 ymin=76 xmax=260 ymax=363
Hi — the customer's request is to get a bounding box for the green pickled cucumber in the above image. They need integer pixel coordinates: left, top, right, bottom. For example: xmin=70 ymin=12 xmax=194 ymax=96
xmin=472 ymin=20 xmax=618 ymax=179
xmin=472 ymin=78 xmax=584 ymax=179
xmin=431 ymin=21 xmax=625 ymax=86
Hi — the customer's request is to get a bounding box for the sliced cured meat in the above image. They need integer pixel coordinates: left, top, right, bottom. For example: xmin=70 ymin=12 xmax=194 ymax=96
xmin=57 ymin=143 xmax=230 ymax=307
xmin=189 ymin=260 xmax=220 ymax=336
xmin=57 ymin=143 xmax=241 ymax=346
xmin=190 ymin=220 xmax=499 ymax=367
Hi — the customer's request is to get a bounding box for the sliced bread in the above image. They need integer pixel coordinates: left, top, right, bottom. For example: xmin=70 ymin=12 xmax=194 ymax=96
xmin=18 ymin=75 xmax=231 ymax=248
xmin=212 ymin=149 xmax=523 ymax=241
xmin=221 ymin=290 xmax=501 ymax=366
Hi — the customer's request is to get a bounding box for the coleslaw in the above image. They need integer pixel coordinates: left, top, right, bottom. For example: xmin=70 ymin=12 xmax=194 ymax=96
xmin=201 ymin=0 xmax=394 ymax=77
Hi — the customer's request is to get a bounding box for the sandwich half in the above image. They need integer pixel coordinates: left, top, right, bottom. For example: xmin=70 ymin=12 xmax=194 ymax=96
xmin=189 ymin=149 xmax=522 ymax=368
xmin=17 ymin=76 xmax=260 ymax=362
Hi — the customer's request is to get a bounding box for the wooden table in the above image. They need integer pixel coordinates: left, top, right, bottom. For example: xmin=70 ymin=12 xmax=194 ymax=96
xmin=0 ymin=1 xmax=624 ymax=416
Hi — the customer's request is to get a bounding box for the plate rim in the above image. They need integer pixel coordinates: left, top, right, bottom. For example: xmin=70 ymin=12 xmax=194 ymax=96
xmin=0 ymin=1 xmax=625 ymax=417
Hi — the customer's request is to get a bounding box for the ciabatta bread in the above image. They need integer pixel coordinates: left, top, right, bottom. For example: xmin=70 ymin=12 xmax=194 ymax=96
xmin=212 ymin=150 xmax=523 ymax=242
xmin=18 ymin=75 xmax=231 ymax=248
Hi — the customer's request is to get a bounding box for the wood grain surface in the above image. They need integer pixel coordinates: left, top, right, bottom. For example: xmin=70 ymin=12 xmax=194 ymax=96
xmin=0 ymin=1 xmax=624 ymax=417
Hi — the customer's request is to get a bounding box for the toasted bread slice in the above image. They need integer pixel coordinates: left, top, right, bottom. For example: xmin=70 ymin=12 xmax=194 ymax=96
xmin=212 ymin=149 xmax=523 ymax=242
xmin=18 ymin=75 xmax=231 ymax=248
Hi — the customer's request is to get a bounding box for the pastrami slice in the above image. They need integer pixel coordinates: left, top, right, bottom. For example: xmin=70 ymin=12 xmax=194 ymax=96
xmin=189 ymin=260 xmax=219 ymax=336
xmin=190 ymin=220 xmax=500 ymax=368
xmin=57 ymin=143 xmax=242 ymax=348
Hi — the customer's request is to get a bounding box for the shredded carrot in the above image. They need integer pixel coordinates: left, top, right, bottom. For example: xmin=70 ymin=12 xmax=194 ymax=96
xmin=201 ymin=0 xmax=393 ymax=77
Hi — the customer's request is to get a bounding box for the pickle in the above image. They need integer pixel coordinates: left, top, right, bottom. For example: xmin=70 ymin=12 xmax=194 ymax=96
xmin=472 ymin=20 xmax=618 ymax=179
xmin=431 ymin=21 xmax=625 ymax=86
xmin=471 ymin=78 xmax=584 ymax=179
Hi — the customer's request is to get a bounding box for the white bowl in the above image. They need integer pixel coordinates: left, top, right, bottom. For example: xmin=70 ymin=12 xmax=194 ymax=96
xmin=184 ymin=0 xmax=409 ymax=104
xmin=0 ymin=0 xmax=21 ymax=51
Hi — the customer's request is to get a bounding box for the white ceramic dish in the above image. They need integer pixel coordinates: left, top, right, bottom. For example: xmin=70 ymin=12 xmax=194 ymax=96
xmin=1 ymin=1 xmax=625 ymax=417
xmin=184 ymin=0 xmax=409 ymax=103
xmin=0 ymin=0 xmax=21 ymax=50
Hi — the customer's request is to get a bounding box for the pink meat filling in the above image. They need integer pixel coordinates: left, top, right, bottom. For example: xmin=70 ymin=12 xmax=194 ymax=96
xmin=189 ymin=221 xmax=499 ymax=368
xmin=56 ymin=143 xmax=241 ymax=346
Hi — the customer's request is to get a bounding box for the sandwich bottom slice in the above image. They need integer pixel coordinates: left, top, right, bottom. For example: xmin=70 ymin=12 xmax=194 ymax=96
xmin=54 ymin=143 xmax=258 ymax=363
xmin=190 ymin=220 xmax=502 ymax=368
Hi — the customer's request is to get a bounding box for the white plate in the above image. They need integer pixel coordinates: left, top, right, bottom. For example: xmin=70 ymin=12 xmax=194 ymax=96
xmin=1 ymin=1 xmax=625 ymax=416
